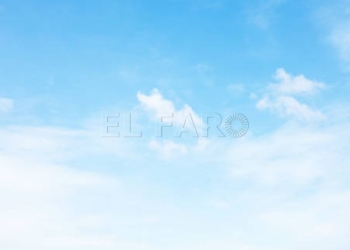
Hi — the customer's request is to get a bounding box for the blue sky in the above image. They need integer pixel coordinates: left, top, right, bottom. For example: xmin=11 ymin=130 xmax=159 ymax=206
xmin=1 ymin=0 xmax=350 ymax=249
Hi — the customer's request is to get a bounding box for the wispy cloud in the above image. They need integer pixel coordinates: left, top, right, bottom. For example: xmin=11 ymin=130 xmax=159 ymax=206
xmin=0 ymin=97 xmax=13 ymax=113
xmin=148 ymin=139 xmax=188 ymax=159
xmin=1 ymin=86 xmax=350 ymax=249
xmin=247 ymin=0 xmax=288 ymax=29
xmin=315 ymin=1 xmax=350 ymax=69
xmin=329 ymin=21 xmax=350 ymax=67
xmin=256 ymin=68 xmax=325 ymax=121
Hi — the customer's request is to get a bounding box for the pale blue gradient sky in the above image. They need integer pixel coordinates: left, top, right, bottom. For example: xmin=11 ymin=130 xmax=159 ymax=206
xmin=1 ymin=0 xmax=350 ymax=249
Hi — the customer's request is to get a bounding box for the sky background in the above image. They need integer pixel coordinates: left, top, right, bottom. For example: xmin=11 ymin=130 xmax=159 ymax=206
xmin=1 ymin=0 xmax=350 ymax=249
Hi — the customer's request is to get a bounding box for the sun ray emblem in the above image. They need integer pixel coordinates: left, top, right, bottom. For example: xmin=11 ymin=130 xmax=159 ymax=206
xmin=224 ymin=113 xmax=249 ymax=138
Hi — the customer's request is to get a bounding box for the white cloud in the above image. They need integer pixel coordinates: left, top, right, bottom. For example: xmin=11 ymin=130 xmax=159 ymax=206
xmin=192 ymin=138 xmax=210 ymax=152
xmin=0 ymin=97 xmax=13 ymax=113
xmin=148 ymin=139 xmax=188 ymax=159
xmin=258 ymin=189 xmax=350 ymax=244
xmin=137 ymin=88 xmax=203 ymax=127
xmin=147 ymin=137 xmax=211 ymax=159
xmin=137 ymin=89 xmax=175 ymax=114
xmin=271 ymin=68 xmax=325 ymax=95
xmin=257 ymin=95 xmax=325 ymax=120
xmin=226 ymin=122 xmax=348 ymax=186
xmin=257 ymin=68 xmax=326 ymax=120
xmin=1 ymin=89 xmax=350 ymax=250
xmin=0 ymin=124 xmax=171 ymax=250
xmin=217 ymin=112 xmax=350 ymax=249
xmin=0 ymin=127 xmax=119 ymax=250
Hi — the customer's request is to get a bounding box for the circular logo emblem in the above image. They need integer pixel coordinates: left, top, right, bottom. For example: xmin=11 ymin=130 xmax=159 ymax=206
xmin=224 ymin=113 xmax=249 ymax=138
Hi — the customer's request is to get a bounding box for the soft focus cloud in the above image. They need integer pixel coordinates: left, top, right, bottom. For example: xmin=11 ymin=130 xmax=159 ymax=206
xmin=270 ymin=68 xmax=325 ymax=95
xmin=257 ymin=68 xmax=325 ymax=120
xmin=247 ymin=0 xmax=288 ymax=29
xmin=148 ymin=139 xmax=188 ymax=159
xmin=315 ymin=1 xmax=350 ymax=69
xmin=1 ymin=87 xmax=350 ymax=249
xmin=0 ymin=97 xmax=13 ymax=113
